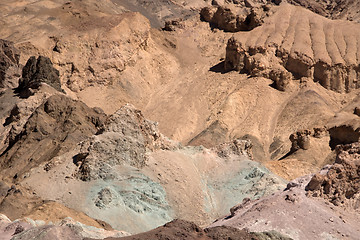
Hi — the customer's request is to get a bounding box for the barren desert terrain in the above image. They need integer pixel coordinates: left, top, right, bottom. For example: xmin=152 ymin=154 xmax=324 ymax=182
xmin=0 ymin=0 xmax=360 ymax=239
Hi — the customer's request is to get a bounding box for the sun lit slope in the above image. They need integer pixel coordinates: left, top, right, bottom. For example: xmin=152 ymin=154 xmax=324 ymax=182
xmin=2 ymin=1 xmax=360 ymax=180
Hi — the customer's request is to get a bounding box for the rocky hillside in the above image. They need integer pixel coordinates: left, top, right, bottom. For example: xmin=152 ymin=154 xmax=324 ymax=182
xmin=19 ymin=102 xmax=285 ymax=233
xmin=1 ymin=0 xmax=360 ymax=239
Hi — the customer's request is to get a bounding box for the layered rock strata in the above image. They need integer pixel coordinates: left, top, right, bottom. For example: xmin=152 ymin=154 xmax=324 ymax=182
xmin=225 ymin=3 xmax=360 ymax=93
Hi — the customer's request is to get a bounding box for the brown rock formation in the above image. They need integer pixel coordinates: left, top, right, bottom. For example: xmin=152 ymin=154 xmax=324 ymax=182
xmin=225 ymin=3 xmax=360 ymax=93
xmin=200 ymin=5 xmax=269 ymax=32
xmin=0 ymin=39 xmax=21 ymax=89
xmin=289 ymin=129 xmax=312 ymax=152
xmin=164 ymin=19 xmax=184 ymax=31
xmin=0 ymin=94 xmax=106 ymax=180
xmin=225 ymin=36 xmax=292 ymax=91
xmin=16 ymin=56 xmax=63 ymax=97
xmin=215 ymin=138 xmax=253 ymax=159
xmin=328 ymin=123 xmax=360 ymax=149
xmin=306 ymin=142 xmax=360 ymax=208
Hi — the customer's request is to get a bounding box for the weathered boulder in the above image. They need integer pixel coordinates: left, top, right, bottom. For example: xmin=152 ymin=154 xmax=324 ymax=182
xmin=289 ymin=130 xmax=311 ymax=152
xmin=200 ymin=7 xmax=216 ymax=22
xmin=212 ymin=6 xmax=242 ymax=32
xmin=224 ymin=37 xmax=247 ymax=71
xmin=246 ymin=6 xmax=267 ymax=30
xmin=269 ymin=68 xmax=292 ymax=91
xmin=17 ymin=56 xmax=63 ymax=96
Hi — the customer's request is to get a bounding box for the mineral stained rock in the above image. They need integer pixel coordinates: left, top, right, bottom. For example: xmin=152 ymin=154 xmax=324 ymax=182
xmin=20 ymin=104 xmax=286 ymax=234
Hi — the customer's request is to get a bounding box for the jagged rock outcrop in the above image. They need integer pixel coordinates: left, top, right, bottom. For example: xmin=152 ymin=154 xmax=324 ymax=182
xmin=16 ymin=56 xmax=63 ymax=96
xmin=0 ymin=39 xmax=21 ymax=88
xmin=75 ymin=104 xmax=176 ymax=181
xmin=215 ymin=138 xmax=253 ymax=159
xmin=224 ymin=3 xmax=360 ymax=93
xmin=306 ymin=142 xmax=360 ymax=208
xmin=0 ymin=94 xmax=106 ymax=180
xmin=225 ymin=37 xmax=292 ymax=91
xmin=200 ymin=5 xmax=269 ymax=32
